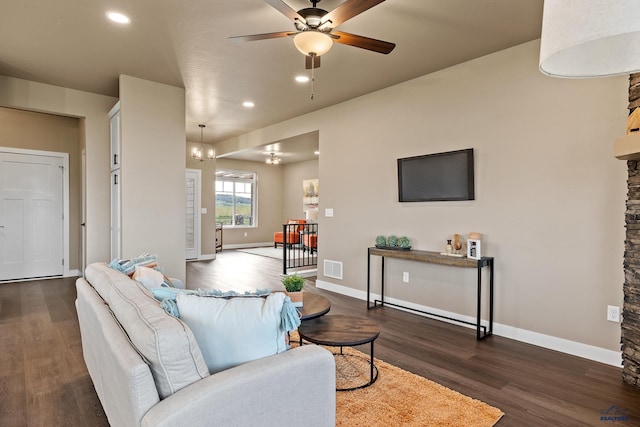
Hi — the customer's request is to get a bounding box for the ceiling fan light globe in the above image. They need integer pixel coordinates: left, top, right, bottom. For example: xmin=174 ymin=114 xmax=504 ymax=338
xmin=294 ymin=31 xmax=333 ymax=56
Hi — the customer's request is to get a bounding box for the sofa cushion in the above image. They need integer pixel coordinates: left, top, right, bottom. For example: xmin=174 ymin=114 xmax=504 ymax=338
xmin=85 ymin=263 xmax=210 ymax=399
xmin=133 ymin=266 xmax=165 ymax=290
xmin=176 ymin=292 xmax=289 ymax=373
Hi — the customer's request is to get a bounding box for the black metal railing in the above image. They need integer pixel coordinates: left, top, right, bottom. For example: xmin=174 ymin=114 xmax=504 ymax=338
xmin=280 ymin=223 xmax=318 ymax=274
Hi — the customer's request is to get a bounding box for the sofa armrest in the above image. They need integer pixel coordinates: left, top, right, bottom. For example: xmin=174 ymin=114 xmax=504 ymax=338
xmin=141 ymin=345 xmax=335 ymax=427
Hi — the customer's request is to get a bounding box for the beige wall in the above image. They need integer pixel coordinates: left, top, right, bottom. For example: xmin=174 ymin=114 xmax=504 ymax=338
xmin=119 ymin=75 xmax=186 ymax=280
xmin=0 ymin=107 xmax=82 ymax=270
xmin=0 ymin=75 xmax=116 ymax=267
xmin=215 ymin=40 xmax=628 ymax=359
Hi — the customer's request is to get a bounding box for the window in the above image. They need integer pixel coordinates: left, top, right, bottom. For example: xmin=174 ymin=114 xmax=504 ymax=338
xmin=215 ymin=170 xmax=256 ymax=227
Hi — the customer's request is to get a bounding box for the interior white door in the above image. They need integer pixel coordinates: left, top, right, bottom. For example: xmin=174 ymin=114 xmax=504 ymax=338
xmin=0 ymin=152 xmax=64 ymax=280
xmin=185 ymin=169 xmax=201 ymax=260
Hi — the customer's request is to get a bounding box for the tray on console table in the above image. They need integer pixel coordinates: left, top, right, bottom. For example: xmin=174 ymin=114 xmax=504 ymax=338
xmin=367 ymin=247 xmax=494 ymax=340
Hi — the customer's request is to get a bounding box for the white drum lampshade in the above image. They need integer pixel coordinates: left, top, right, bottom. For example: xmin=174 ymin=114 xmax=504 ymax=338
xmin=539 ymin=0 xmax=640 ymax=78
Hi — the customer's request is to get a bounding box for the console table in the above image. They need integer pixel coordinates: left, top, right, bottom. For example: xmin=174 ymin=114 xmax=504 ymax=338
xmin=367 ymin=247 xmax=494 ymax=340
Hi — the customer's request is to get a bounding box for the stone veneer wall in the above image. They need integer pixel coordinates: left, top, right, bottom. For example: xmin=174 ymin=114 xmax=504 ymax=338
xmin=623 ymin=73 xmax=640 ymax=386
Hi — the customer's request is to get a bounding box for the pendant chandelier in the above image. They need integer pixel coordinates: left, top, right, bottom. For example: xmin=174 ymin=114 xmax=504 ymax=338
xmin=191 ymin=124 xmax=214 ymax=161
xmin=266 ymin=152 xmax=281 ymax=165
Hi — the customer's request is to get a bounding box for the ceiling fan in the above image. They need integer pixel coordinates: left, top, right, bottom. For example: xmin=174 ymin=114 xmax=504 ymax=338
xmin=230 ymin=0 xmax=396 ymax=69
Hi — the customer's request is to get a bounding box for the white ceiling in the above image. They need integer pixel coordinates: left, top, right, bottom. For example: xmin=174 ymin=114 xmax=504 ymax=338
xmin=0 ymin=0 xmax=544 ymax=160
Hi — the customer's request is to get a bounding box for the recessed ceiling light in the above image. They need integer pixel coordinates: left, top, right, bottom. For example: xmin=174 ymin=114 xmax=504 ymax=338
xmin=295 ymin=75 xmax=310 ymax=83
xmin=106 ymin=11 xmax=131 ymax=24
xmin=243 ymin=101 xmax=255 ymax=108
xmin=314 ymin=150 xmax=320 ymax=155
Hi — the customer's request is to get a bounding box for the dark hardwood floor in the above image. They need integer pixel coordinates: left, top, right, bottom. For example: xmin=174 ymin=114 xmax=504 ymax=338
xmin=1 ymin=250 xmax=639 ymax=426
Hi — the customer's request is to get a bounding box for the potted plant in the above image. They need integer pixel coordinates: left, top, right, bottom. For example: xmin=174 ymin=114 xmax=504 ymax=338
xmin=375 ymin=235 xmax=387 ymax=248
xmin=282 ymin=274 xmax=305 ymax=307
xmin=398 ymin=236 xmax=411 ymax=250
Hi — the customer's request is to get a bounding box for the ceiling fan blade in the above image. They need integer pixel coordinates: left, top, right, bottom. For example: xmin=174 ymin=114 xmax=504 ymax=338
xmin=305 ymin=54 xmax=321 ymax=69
xmin=265 ymin=0 xmax=306 ymax=24
xmin=321 ymin=0 xmax=386 ymax=27
xmin=229 ymin=31 xmax=296 ymax=42
xmin=332 ymin=30 xmax=395 ymax=54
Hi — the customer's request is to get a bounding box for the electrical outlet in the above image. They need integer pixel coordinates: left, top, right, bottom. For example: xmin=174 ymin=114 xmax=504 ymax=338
xmin=607 ymin=305 xmax=620 ymax=322
xmin=402 ymin=272 xmax=409 ymax=283
xmin=244 ymin=232 xmax=248 ymax=237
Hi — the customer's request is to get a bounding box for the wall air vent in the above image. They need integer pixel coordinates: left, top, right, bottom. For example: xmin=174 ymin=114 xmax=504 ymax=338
xmin=323 ymin=259 xmax=343 ymax=280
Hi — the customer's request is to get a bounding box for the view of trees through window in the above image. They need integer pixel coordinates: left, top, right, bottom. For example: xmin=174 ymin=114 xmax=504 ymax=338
xmin=215 ymin=170 xmax=256 ymax=226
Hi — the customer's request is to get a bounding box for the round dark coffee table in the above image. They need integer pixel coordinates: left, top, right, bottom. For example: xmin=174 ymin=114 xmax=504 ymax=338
xmin=298 ymin=315 xmax=380 ymax=391
xmin=298 ymin=292 xmax=331 ymax=320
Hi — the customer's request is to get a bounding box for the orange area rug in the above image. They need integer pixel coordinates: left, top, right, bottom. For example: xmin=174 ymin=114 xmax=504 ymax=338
xmin=290 ymin=331 xmax=504 ymax=426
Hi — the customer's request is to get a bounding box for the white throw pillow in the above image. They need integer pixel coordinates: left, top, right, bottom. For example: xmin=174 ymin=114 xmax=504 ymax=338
xmin=132 ymin=265 xmax=165 ymax=290
xmin=176 ymin=292 xmax=288 ymax=373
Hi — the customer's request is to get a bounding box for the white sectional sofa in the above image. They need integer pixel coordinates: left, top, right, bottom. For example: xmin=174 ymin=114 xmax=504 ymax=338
xmin=75 ymin=262 xmax=336 ymax=427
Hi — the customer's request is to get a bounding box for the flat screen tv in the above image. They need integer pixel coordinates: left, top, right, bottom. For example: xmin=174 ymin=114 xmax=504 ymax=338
xmin=397 ymin=148 xmax=474 ymax=202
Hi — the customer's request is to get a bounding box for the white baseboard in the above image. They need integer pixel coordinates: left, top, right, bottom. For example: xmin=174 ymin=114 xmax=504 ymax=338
xmin=223 ymin=242 xmax=273 ymax=249
xmin=65 ymin=269 xmax=80 ymax=277
xmin=492 ymin=323 xmax=622 ymax=367
xmin=1 ymin=271 xmax=82 ymax=283
xmin=316 ymin=279 xmax=622 ymax=367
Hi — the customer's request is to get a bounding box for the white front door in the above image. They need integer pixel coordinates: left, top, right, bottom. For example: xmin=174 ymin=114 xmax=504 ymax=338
xmin=185 ymin=169 xmax=201 ymax=260
xmin=0 ymin=152 xmax=64 ymax=280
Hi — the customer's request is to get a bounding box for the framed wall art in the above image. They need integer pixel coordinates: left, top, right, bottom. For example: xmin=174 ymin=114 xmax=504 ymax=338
xmin=467 ymin=239 xmax=481 ymax=260
xmin=303 ymin=179 xmax=319 ymax=221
